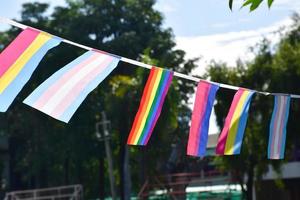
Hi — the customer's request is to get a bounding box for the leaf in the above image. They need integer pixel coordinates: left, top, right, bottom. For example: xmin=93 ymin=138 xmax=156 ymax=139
xmin=268 ymin=0 xmax=274 ymax=8
xmin=250 ymin=0 xmax=263 ymax=11
xmin=242 ymin=0 xmax=253 ymax=8
xmin=241 ymin=0 xmax=252 ymax=10
xmin=229 ymin=0 xmax=234 ymax=10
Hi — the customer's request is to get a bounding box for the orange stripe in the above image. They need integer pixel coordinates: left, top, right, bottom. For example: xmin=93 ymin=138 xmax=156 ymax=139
xmin=127 ymin=67 xmax=159 ymax=144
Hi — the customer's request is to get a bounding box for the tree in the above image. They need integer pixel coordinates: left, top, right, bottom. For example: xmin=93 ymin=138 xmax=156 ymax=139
xmin=208 ymin=14 xmax=300 ymax=200
xmin=0 ymin=0 xmax=198 ymax=199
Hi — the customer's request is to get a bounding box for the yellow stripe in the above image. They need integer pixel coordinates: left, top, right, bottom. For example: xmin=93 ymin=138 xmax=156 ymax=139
xmin=133 ymin=68 xmax=163 ymax=144
xmin=0 ymin=32 xmax=51 ymax=93
xmin=224 ymin=91 xmax=250 ymax=155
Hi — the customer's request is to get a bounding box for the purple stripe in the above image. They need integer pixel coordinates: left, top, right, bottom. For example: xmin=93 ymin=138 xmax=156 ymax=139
xmin=195 ymin=84 xmax=211 ymax=155
xmin=144 ymin=71 xmax=173 ymax=145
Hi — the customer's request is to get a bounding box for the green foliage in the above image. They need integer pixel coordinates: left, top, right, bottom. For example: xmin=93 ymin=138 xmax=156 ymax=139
xmin=229 ymin=0 xmax=274 ymax=11
xmin=208 ymin=14 xmax=300 ymax=200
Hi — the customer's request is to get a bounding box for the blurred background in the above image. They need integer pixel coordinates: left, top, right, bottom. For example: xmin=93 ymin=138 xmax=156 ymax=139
xmin=0 ymin=0 xmax=300 ymax=199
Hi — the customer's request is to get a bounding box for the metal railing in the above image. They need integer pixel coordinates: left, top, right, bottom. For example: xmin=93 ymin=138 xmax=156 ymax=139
xmin=4 ymin=184 xmax=83 ymax=200
xmin=137 ymin=170 xmax=236 ymax=199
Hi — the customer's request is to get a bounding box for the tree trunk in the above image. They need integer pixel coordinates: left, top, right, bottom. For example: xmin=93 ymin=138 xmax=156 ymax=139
xmin=99 ymin=156 xmax=105 ymax=200
xmin=245 ymin=164 xmax=254 ymax=200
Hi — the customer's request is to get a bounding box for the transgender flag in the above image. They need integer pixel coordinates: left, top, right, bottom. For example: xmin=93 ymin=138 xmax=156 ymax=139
xmin=187 ymin=81 xmax=219 ymax=157
xmin=24 ymin=50 xmax=120 ymax=123
xmin=268 ymin=95 xmax=291 ymax=159
xmin=0 ymin=28 xmax=61 ymax=111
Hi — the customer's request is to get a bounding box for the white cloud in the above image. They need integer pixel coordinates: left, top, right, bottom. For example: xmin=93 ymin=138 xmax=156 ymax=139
xmin=210 ymin=22 xmax=233 ymax=29
xmin=272 ymin=0 xmax=300 ymax=11
xmin=154 ymin=1 xmax=178 ymax=13
xmin=175 ymin=17 xmax=293 ymax=76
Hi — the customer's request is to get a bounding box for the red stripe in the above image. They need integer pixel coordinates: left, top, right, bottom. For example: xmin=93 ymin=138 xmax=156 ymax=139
xmin=127 ymin=67 xmax=157 ymax=144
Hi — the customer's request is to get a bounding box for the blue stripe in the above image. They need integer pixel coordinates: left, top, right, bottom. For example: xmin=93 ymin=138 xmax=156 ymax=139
xmin=23 ymin=51 xmax=93 ymax=105
xmin=233 ymin=91 xmax=254 ymax=154
xmin=197 ymin=83 xmax=219 ymax=156
xmin=268 ymin=96 xmax=279 ymax=159
xmin=279 ymin=96 xmax=290 ymax=159
xmin=0 ymin=37 xmax=61 ymax=112
xmin=140 ymin=70 xmax=171 ymax=144
xmin=59 ymin=58 xmax=120 ymax=123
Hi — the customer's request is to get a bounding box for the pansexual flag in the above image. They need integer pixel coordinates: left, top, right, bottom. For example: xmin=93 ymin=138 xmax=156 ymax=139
xmin=127 ymin=67 xmax=173 ymax=145
xmin=216 ymin=88 xmax=254 ymax=155
xmin=187 ymin=81 xmax=219 ymax=157
xmin=0 ymin=28 xmax=61 ymax=112
xmin=268 ymin=95 xmax=291 ymax=159
xmin=24 ymin=50 xmax=120 ymax=123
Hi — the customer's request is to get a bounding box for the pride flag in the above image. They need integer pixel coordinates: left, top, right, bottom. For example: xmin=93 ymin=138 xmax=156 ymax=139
xmin=0 ymin=28 xmax=61 ymax=111
xmin=187 ymin=81 xmax=219 ymax=157
xmin=127 ymin=67 xmax=173 ymax=145
xmin=216 ymin=88 xmax=254 ymax=155
xmin=268 ymin=95 xmax=290 ymax=159
xmin=24 ymin=50 xmax=120 ymax=123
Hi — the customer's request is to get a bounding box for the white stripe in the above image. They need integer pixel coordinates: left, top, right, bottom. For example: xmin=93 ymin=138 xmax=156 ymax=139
xmin=41 ymin=54 xmax=107 ymax=114
xmin=272 ymin=96 xmax=285 ymax=159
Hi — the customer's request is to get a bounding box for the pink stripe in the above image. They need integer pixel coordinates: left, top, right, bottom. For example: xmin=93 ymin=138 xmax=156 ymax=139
xmin=187 ymin=81 xmax=210 ymax=156
xmin=276 ymin=97 xmax=287 ymax=158
xmin=33 ymin=53 xmax=99 ymax=108
xmin=0 ymin=28 xmax=40 ymax=77
xmin=50 ymin=57 xmax=113 ymax=118
xmin=270 ymin=97 xmax=283 ymax=158
xmin=216 ymin=89 xmax=244 ymax=155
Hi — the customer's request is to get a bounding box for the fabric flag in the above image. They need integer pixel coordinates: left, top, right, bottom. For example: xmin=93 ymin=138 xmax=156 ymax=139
xmin=216 ymin=88 xmax=254 ymax=155
xmin=268 ymin=95 xmax=291 ymax=159
xmin=23 ymin=50 xmax=120 ymax=123
xmin=187 ymin=81 xmax=219 ymax=157
xmin=0 ymin=28 xmax=61 ymax=112
xmin=127 ymin=67 xmax=173 ymax=145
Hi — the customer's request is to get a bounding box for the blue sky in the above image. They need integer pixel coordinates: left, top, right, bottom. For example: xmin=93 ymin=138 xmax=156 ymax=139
xmin=0 ymin=0 xmax=300 ymax=134
xmin=155 ymin=0 xmax=299 ymax=36
xmin=1 ymin=0 xmax=299 ymax=70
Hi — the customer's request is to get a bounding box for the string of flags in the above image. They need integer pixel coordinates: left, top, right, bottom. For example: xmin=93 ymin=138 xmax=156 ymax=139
xmin=0 ymin=17 xmax=297 ymax=159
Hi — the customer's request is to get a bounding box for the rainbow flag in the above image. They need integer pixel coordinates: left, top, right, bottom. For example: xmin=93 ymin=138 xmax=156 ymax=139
xmin=268 ymin=95 xmax=291 ymax=159
xmin=23 ymin=50 xmax=120 ymax=123
xmin=187 ymin=81 xmax=219 ymax=157
xmin=127 ymin=67 xmax=173 ymax=145
xmin=0 ymin=28 xmax=61 ymax=112
xmin=216 ymin=88 xmax=254 ymax=155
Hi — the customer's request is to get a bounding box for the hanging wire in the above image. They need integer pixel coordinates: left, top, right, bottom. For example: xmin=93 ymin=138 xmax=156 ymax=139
xmin=1 ymin=16 xmax=300 ymax=98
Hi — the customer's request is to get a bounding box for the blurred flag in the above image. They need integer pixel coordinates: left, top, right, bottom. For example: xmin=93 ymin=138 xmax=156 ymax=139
xmin=127 ymin=67 xmax=173 ymax=145
xmin=187 ymin=81 xmax=219 ymax=157
xmin=268 ymin=95 xmax=290 ymax=159
xmin=216 ymin=88 xmax=254 ymax=155
xmin=24 ymin=50 xmax=120 ymax=123
xmin=0 ymin=28 xmax=61 ymax=111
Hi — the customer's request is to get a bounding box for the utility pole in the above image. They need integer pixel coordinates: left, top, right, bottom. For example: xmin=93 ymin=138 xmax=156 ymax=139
xmin=96 ymin=112 xmax=117 ymax=200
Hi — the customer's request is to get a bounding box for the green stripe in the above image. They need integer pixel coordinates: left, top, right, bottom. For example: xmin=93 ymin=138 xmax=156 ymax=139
xmin=137 ymin=70 xmax=168 ymax=144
